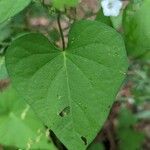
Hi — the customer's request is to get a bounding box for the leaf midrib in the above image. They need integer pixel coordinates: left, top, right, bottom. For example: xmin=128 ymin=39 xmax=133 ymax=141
xmin=63 ymin=52 xmax=99 ymax=132
xmin=63 ymin=52 xmax=88 ymax=145
xmin=63 ymin=52 xmax=73 ymax=121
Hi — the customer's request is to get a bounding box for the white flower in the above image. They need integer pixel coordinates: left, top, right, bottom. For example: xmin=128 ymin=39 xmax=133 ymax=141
xmin=101 ymin=0 xmax=123 ymax=17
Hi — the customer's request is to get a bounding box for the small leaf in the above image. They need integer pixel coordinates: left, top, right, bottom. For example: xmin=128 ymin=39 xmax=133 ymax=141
xmin=52 ymin=0 xmax=79 ymax=11
xmin=6 ymin=20 xmax=128 ymax=149
xmin=123 ymin=0 xmax=150 ymax=60
xmin=110 ymin=11 xmax=123 ymax=30
xmin=0 ymin=0 xmax=31 ymax=23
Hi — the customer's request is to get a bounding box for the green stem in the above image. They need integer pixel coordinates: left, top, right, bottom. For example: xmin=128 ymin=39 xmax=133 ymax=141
xmin=57 ymin=12 xmax=65 ymax=51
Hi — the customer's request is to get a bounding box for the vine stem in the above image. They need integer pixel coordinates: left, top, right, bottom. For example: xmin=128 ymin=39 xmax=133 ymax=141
xmin=57 ymin=12 xmax=65 ymax=51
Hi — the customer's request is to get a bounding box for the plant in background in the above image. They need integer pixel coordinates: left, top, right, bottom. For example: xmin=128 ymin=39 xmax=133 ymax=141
xmin=117 ymin=108 xmax=145 ymax=150
xmin=123 ymin=0 xmax=150 ymax=60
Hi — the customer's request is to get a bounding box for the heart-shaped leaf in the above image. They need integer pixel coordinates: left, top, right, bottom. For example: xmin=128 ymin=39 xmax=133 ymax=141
xmin=123 ymin=0 xmax=150 ymax=60
xmin=0 ymin=0 xmax=31 ymax=23
xmin=6 ymin=20 xmax=128 ymax=150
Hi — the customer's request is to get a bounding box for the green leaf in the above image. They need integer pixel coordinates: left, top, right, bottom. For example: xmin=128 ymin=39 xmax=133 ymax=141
xmin=0 ymin=86 xmax=56 ymax=150
xmin=96 ymin=9 xmax=123 ymax=30
xmin=0 ymin=22 xmax=11 ymax=42
xmin=118 ymin=128 xmax=144 ymax=150
xmin=6 ymin=20 xmax=128 ymax=150
xmin=96 ymin=9 xmax=113 ymax=27
xmin=52 ymin=0 xmax=79 ymax=11
xmin=117 ymin=108 xmax=145 ymax=150
xmin=110 ymin=11 xmax=123 ymax=30
xmin=0 ymin=0 xmax=31 ymax=24
xmin=117 ymin=108 xmax=137 ymax=128
xmin=123 ymin=0 xmax=150 ymax=60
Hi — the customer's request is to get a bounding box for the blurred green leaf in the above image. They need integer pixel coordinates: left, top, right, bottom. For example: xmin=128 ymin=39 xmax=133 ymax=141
xmin=0 ymin=86 xmax=56 ymax=150
xmin=118 ymin=108 xmax=137 ymax=128
xmin=110 ymin=11 xmax=123 ymax=30
xmin=52 ymin=0 xmax=79 ymax=11
xmin=0 ymin=22 xmax=11 ymax=42
xmin=123 ymin=0 xmax=150 ymax=60
xmin=0 ymin=0 xmax=31 ymax=24
xmin=117 ymin=108 xmax=145 ymax=150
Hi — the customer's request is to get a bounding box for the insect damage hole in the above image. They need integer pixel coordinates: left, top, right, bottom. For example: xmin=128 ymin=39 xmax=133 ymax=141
xmin=81 ymin=136 xmax=87 ymax=145
xmin=59 ymin=106 xmax=70 ymax=117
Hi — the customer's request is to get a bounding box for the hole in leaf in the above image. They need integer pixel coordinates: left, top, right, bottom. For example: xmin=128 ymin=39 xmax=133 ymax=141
xmin=81 ymin=136 xmax=87 ymax=145
xmin=57 ymin=94 xmax=62 ymax=100
xmin=59 ymin=106 xmax=70 ymax=117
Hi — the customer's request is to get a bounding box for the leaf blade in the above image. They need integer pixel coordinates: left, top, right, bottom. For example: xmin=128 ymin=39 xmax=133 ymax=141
xmin=6 ymin=20 xmax=128 ymax=150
